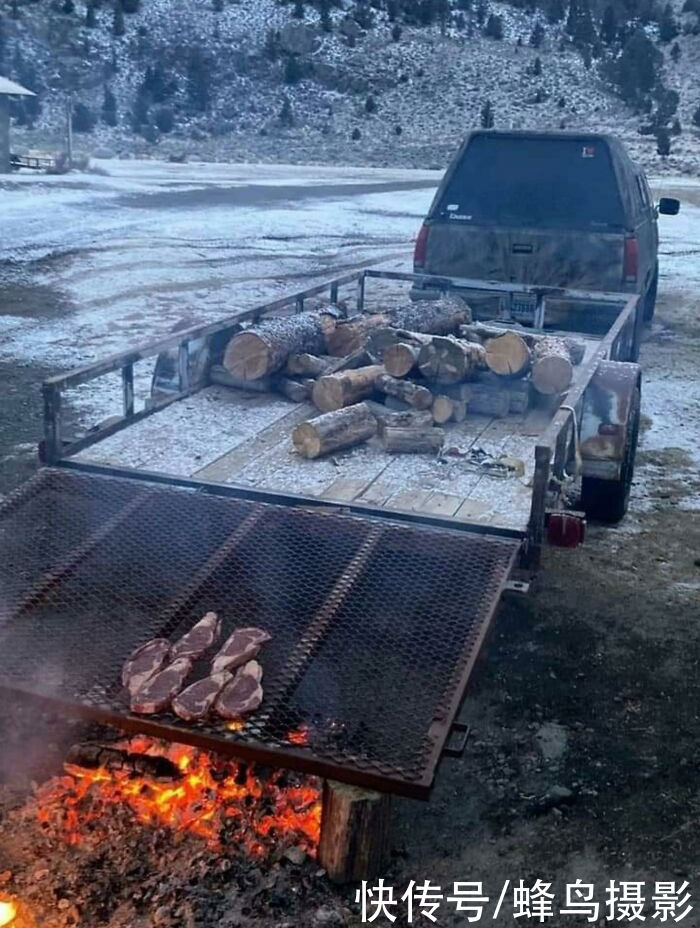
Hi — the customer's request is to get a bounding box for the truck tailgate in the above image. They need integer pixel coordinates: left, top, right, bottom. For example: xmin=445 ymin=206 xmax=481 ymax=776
xmin=0 ymin=467 xmax=519 ymax=798
xmin=425 ymin=222 xmax=626 ymax=290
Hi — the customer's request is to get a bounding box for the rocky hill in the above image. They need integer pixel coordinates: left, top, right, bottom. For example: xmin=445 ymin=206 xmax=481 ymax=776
xmin=2 ymin=0 xmax=700 ymax=171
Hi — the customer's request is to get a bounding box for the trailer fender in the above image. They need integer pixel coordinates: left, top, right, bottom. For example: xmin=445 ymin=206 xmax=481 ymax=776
xmin=580 ymin=360 xmax=641 ymax=481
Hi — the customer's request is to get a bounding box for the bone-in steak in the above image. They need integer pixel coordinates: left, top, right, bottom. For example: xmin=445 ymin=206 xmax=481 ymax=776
xmin=211 ymin=628 xmax=271 ymax=675
xmin=122 ymin=639 xmax=172 ymax=697
xmin=172 ymin=671 xmax=231 ymax=722
xmin=130 ymin=657 xmax=193 ymax=715
xmin=171 ymin=612 xmax=222 ymax=661
xmin=215 ymin=660 xmax=264 ymax=719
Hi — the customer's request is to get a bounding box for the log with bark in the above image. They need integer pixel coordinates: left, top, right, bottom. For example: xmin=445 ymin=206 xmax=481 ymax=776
xmin=276 ymin=377 xmax=314 ymax=403
xmin=318 ymin=780 xmax=392 ymax=884
xmin=417 ymin=336 xmax=487 ymax=385
xmin=372 ymin=408 xmax=434 ymax=432
xmin=381 ymin=426 xmax=445 ymax=454
xmin=367 ymin=328 xmax=433 ymax=369
xmin=285 ymin=353 xmax=333 ymax=378
xmin=210 ymin=366 xmax=274 ymax=392
xmin=65 ymin=743 xmax=183 ymax=781
xmin=459 ymin=324 xmax=586 ymax=366
xmin=481 ymin=331 xmax=531 ymax=379
xmin=432 ymin=395 xmax=467 ymax=425
xmin=292 ymin=403 xmax=377 ymax=460
xmin=445 ymin=382 xmax=510 ymax=418
xmin=223 ymin=310 xmax=337 ymax=381
xmin=531 ymin=336 xmax=576 ymax=396
xmin=374 ymin=373 xmax=434 ymax=411
xmin=328 ymin=297 xmax=471 ymax=358
xmin=312 ymin=365 xmax=384 ymax=412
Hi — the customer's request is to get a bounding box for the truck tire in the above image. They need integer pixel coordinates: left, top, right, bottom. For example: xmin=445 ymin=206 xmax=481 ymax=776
xmin=643 ymin=264 xmax=659 ymax=323
xmin=580 ymin=386 xmax=641 ymax=523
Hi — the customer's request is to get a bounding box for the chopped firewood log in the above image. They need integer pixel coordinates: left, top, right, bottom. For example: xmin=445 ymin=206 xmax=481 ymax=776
xmin=223 ymin=310 xmax=337 ymax=380
xmin=326 ymin=315 xmax=391 ymax=357
xmin=381 ymin=426 xmax=444 ymax=454
xmin=368 ymin=328 xmax=433 ymax=369
xmin=445 ymin=382 xmax=510 ymax=418
xmin=328 ymin=297 xmax=470 ymax=358
xmin=374 ymin=373 xmax=433 ymax=411
xmin=285 ymin=354 xmax=333 ymax=378
xmin=459 ymin=324 xmax=586 ymax=366
xmin=432 ymin=395 xmax=467 ymax=424
xmin=276 ymin=376 xmax=313 ymax=403
xmin=474 ymin=373 xmax=531 ymax=414
xmin=384 ymin=342 xmax=421 ymax=378
xmin=325 ymin=347 xmax=373 ymax=374
xmin=417 ymin=337 xmax=487 ymax=385
xmin=373 ymin=409 xmax=434 ymax=432
xmin=318 ymin=780 xmax=392 ymax=884
xmin=292 ymin=402 xmax=377 ymax=459
xmin=482 ymin=332 xmax=531 ymax=379
xmin=312 ymin=365 xmax=384 ymax=412
xmin=65 ymin=743 xmax=183 ymax=781
xmin=531 ymin=336 xmax=575 ymax=395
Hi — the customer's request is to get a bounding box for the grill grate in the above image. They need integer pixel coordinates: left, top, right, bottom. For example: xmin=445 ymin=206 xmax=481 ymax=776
xmin=0 ymin=468 xmax=519 ymax=797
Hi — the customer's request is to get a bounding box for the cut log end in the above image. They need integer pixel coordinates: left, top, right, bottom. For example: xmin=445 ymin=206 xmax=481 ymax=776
xmin=318 ymin=780 xmax=392 ymax=884
xmin=531 ymin=356 xmax=573 ymax=395
xmin=485 ymin=332 xmax=531 ymax=378
xmin=223 ymin=332 xmax=271 ymax=382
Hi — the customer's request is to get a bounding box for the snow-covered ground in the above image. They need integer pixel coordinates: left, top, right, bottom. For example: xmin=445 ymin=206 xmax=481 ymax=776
xmin=0 ymin=161 xmax=698 ymax=523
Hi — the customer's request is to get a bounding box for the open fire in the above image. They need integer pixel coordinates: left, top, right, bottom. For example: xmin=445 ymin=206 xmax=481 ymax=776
xmin=35 ymin=735 xmax=321 ymax=857
xmin=0 ymin=900 xmax=17 ymax=927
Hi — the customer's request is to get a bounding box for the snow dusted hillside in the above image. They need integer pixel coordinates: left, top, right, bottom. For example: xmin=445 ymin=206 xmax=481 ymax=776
xmin=2 ymin=0 xmax=700 ymax=171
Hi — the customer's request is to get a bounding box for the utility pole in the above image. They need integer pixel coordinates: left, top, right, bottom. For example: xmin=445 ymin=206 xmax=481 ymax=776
xmin=66 ymin=90 xmax=73 ymax=169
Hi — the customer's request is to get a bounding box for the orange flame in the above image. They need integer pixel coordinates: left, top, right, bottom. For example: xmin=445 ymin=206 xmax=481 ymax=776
xmin=0 ymin=900 xmax=17 ymax=928
xmin=36 ymin=737 xmax=320 ymax=857
xmin=286 ymin=725 xmax=310 ymax=745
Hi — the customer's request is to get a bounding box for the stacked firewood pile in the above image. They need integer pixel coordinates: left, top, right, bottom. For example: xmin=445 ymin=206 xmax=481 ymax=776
xmin=217 ymin=300 xmax=586 ymax=460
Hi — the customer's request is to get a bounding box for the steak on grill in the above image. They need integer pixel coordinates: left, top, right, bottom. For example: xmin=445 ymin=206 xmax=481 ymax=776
xmin=172 ymin=671 xmax=231 ymax=722
xmin=130 ymin=657 xmax=193 ymax=715
xmin=171 ymin=611 xmax=222 ymax=661
xmin=211 ymin=628 xmax=271 ymax=675
xmin=122 ymin=639 xmax=172 ymax=697
xmin=215 ymin=660 xmax=264 ymax=719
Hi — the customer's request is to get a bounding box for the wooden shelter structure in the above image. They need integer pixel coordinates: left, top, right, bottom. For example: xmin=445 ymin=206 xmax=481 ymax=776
xmin=0 ymin=76 xmax=35 ymax=173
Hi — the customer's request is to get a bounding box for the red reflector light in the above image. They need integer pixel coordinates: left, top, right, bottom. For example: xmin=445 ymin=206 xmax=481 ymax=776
xmin=623 ymin=237 xmax=638 ymax=283
xmin=414 ymin=225 xmax=429 ymax=267
xmin=547 ymin=512 xmax=586 ymax=549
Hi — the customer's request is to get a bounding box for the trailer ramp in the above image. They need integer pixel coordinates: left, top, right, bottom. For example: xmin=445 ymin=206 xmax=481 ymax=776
xmin=0 ymin=468 xmax=519 ymax=798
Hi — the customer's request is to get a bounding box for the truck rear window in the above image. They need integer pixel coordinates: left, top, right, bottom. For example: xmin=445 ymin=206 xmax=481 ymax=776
xmin=435 ymin=135 xmax=626 ymax=230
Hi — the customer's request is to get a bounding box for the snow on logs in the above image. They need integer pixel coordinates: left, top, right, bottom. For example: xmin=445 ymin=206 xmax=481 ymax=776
xmin=311 ymin=365 xmax=385 ymax=413
xmin=223 ymin=310 xmax=337 ymax=381
xmin=292 ymin=403 xmax=378 ymax=460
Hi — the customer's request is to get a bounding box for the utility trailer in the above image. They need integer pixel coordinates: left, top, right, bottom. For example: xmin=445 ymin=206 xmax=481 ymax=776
xmin=0 ymin=268 xmax=642 ymax=880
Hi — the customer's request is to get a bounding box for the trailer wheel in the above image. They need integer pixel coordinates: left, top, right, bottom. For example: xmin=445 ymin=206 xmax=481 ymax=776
xmin=581 ymin=386 xmax=641 ymax=523
xmin=643 ymin=264 xmax=659 ymax=323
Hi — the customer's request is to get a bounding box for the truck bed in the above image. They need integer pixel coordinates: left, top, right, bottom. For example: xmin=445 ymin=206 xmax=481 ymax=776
xmin=74 ymin=384 xmax=570 ymax=535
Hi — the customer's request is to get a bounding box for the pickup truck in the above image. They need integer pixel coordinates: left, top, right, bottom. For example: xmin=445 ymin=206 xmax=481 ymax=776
xmin=0 ymin=266 xmax=646 ymax=813
xmin=412 ymin=130 xmax=680 ymax=346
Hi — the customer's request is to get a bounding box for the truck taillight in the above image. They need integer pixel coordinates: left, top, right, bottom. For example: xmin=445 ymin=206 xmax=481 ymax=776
xmin=623 ymin=237 xmax=639 ymax=284
xmin=414 ymin=225 xmax=429 ymax=268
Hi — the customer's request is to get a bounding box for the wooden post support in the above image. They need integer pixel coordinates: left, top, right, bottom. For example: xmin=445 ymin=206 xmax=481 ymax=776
xmin=318 ymin=780 xmax=392 ymax=884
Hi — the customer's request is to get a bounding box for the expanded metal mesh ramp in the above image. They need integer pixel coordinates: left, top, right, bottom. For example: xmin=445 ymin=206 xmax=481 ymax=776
xmin=0 ymin=468 xmax=519 ymax=798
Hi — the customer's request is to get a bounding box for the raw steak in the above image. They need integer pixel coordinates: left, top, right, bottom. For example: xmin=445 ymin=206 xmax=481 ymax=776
xmin=215 ymin=661 xmax=264 ymax=719
xmin=171 ymin=612 xmax=222 ymax=661
xmin=211 ymin=628 xmax=271 ymax=675
xmin=122 ymin=639 xmax=171 ymax=697
xmin=172 ymin=671 xmax=231 ymax=722
xmin=130 ymin=657 xmax=193 ymax=715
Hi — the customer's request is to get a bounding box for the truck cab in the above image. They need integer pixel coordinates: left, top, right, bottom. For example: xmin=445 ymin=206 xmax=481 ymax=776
xmin=413 ymin=130 xmax=679 ymax=338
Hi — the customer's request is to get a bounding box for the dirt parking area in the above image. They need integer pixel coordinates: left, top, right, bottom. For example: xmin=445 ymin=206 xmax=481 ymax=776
xmin=0 ymin=168 xmax=698 ymax=927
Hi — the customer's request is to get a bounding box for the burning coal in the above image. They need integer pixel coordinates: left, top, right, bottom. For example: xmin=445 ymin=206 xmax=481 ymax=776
xmin=35 ymin=736 xmax=321 ymax=858
xmin=0 ymin=900 xmax=17 ymax=927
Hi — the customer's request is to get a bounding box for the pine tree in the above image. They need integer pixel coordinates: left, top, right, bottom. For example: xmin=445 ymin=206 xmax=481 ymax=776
xmin=670 ymin=41 xmax=681 ymax=63
xmin=567 ymin=0 xmax=597 ymax=48
xmin=86 ymin=2 xmax=97 ymax=27
xmin=529 ymin=21 xmax=545 ymax=48
xmin=284 ymin=55 xmax=303 ymax=84
xmin=670 ymin=117 xmax=681 ymax=135
xmin=187 ymin=46 xmax=212 ymax=113
xmin=102 ymin=85 xmax=118 ymax=126
xmin=279 ymin=96 xmax=294 ymax=126
xmin=72 ymin=102 xmax=96 ymax=133
xmin=484 ymin=13 xmax=503 ymax=38
xmin=391 ymin=22 xmax=402 ymax=40
xmin=610 ymin=29 xmax=662 ymax=106
xmin=533 ymin=55 xmax=543 ymax=75
xmin=476 ymin=0 xmax=487 ymax=27
xmin=11 ymin=0 xmax=19 ymax=20
xmin=480 ymin=99 xmax=494 ymax=127
xmin=319 ymin=0 xmax=332 ymax=32
xmin=62 ymin=0 xmax=75 ymax=14
xmin=656 ymin=127 xmax=671 ymax=157
xmin=658 ymin=3 xmax=679 ymax=42
xmin=292 ymin=0 xmax=304 ymax=19
xmin=546 ymin=0 xmax=565 ymax=24
xmin=365 ymin=94 xmax=377 ymax=114
xmin=693 ymin=104 xmax=700 ymax=128
xmin=113 ymin=3 xmax=125 ymax=37
xmin=601 ymin=5 xmax=617 ymax=45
